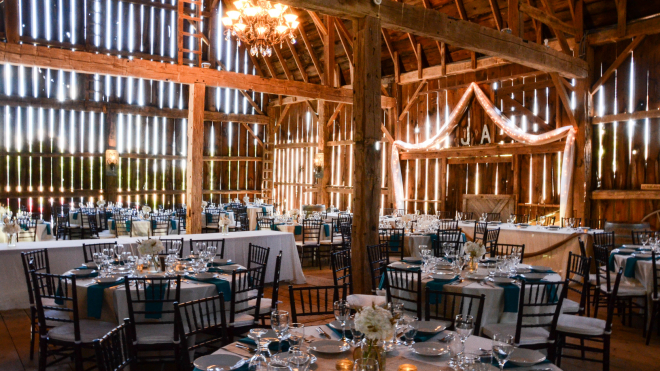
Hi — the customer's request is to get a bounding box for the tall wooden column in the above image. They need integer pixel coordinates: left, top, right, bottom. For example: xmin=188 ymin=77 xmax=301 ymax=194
xmin=319 ymin=16 xmax=336 ymax=207
xmin=573 ymin=45 xmax=594 ymax=221
xmin=186 ymin=83 xmax=206 ymax=234
xmin=352 ymin=16 xmax=382 ymax=295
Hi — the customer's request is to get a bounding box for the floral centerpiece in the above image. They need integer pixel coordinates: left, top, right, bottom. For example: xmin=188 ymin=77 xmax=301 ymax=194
xmin=137 ymin=238 xmax=164 ymax=271
xmin=202 ymin=201 xmax=208 ymax=209
xmin=464 ymin=241 xmax=487 ymax=271
xmin=219 ymin=216 xmax=231 ymax=234
xmin=96 ymin=199 xmax=106 ymax=208
xmin=3 ymin=217 xmax=22 ymax=246
xmin=141 ymin=205 xmax=152 ymax=219
xmin=353 ymin=305 xmax=397 ymax=371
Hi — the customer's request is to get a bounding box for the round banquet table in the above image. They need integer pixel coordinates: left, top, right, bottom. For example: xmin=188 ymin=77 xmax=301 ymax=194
xmin=610 ymin=247 xmax=655 ymax=293
xmin=65 ymin=264 xmax=248 ymax=324
xmin=387 ymin=263 xmax=562 ymax=327
xmin=247 ymin=205 xmax=274 ymax=231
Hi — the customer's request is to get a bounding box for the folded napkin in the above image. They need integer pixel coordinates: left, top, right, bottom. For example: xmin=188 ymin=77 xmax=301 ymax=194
xmin=326 ymin=324 xmax=353 ymax=340
xmin=399 ymin=331 xmax=438 ymax=343
xmin=145 ymin=284 xmax=167 ymax=319
xmin=87 ymin=278 xmax=125 ymax=319
xmin=608 ymin=249 xmax=636 ymax=271
xmin=208 ymin=266 xmax=245 ymax=274
xmin=44 ymin=223 xmax=51 ymax=235
xmin=208 ymin=261 xmax=233 ymax=267
xmin=239 ymin=337 xmax=290 ymax=352
xmin=425 ymin=277 xmax=460 ymax=304
xmin=184 ymin=275 xmax=231 ymax=301
xmin=500 ymin=283 xmax=521 ymax=313
xmin=402 ymin=257 xmax=423 ymax=264
xmin=72 ymin=212 xmax=78 ymax=220
xmin=623 ymin=256 xmax=656 ymax=278
xmin=170 ymin=219 xmax=177 ymax=230
xmin=484 ymin=358 xmax=552 ymax=369
xmin=530 ymin=267 xmax=554 ymax=273
xmin=294 ymin=225 xmax=302 ymax=235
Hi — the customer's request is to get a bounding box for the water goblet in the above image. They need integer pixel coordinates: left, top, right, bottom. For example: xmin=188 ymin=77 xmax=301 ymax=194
xmin=455 ymin=314 xmax=474 ymax=355
xmin=642 ymin=234 xmax=650 ymax=249
xmin=248 ymin=328 xmax=271 ymax=371
xmin=492 ymin=334 xmax=514 ymax=371
xmin=402 ymin=316 xmax=419 ymax=348
xmin=348 ymin=315 xmax=364 ymax=346
xmin=271 ymin=310 xmax=290 ymax=354
xmin=286 ymin=350 xmax=311 ymax=371
xmin=333 ymin=300 xmax=350 ymax=346
xmin=288 ymin=323 xmax=304 ymax=351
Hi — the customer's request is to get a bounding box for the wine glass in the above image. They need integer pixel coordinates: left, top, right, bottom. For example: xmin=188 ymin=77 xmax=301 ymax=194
xmin=455 ymin=314 xmax=474 ymax=355
xmin=271 ymin=310 xmax=290 ymax=354
xmin=248 ymin=328 xmax=271 ymax=371
xmin=348 ymin=315 xmax=364 ymax=346
xmin=267 ymin=355 xmax=292 ymax=371
xmin=93 ymin=252 xmax=104 ymax=270
xmin=538 ymin=215 xmax=546 ymax=226
xmin=353 ymin=358 xmax=378 ymax=371
xmin=333 ymin=300 xmax=350 ymax=346
xmin=492 ymin=334 xmax=515 ymax=371
xmin=288 ymin=323 xmax=304 ymax=352
xmin=286 ymin=350 xmax=311 ymax=371
xmin=402 ymin=316 xmax=419 ymax=348
xmin=642 ymin=234 xmax=650 ymax=249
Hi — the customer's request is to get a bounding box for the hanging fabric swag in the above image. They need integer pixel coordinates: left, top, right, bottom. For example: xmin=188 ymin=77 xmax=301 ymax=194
xmin=391 ymin=82 xmax=577 ymax=219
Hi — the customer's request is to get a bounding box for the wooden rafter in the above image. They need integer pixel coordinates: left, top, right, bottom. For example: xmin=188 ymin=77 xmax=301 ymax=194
xmin=590 ymin=35 xmax=645 ymax=95
xmin=297 ymin=24 xmax=323 ymax=79
xmin=588 ymin=14 xmax=660 ymax=45
xmin=217 ymin=60 xmax=266 ymax=115
xmin=499 ymin=96 xmax=549 ymax=127
xmin=537 ymin=0 xmax=572 ymax=54
xmin=399 ymin=80 xmax=428 ymax=121
xmin=381 ymin=29 xmax=396 ymax=62
xmin=519 ymin=2 xmax=576 ymax=35
xmin=264 ymin=55 xmax=279 ymax=78
xmin=335 ymin=20 xmax=354 ymax=68
xmin=286 ymin=39 xmax=309 ymax=83
xmin=307 ymin=10 xmax=328 ymax=38
xmin=275 ymin=105 xmax=293 ymax=128
xmin=454 ymin=0 xmax=468 ymax=21
xmin=335 ymin=19 xmax=354 ymax=48
xmin=273 ymin=46 xmax=295 ymax=81
xmin=488 ymin=0 xmax=504 ymax=31
xmin=617 ymin=0 xmax=627 ymax=38
xmin=326 ymin=103 xmax=346 ymax=127
xmin=241 ymin=122 xmax=264 ymax=147
xmin=550 ymin=72 xmax=577 ymax=128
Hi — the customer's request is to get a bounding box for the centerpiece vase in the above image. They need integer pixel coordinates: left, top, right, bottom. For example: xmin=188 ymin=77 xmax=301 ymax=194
xmin=8 ymin=233 xmax=17 ymax=247
xmin=222 ymin=224 xmax=228 ymax=235
xmin=354 ymin=339 xmax=387 ymax=371
xmin=469 ymin=256 xmax=479 ymax=272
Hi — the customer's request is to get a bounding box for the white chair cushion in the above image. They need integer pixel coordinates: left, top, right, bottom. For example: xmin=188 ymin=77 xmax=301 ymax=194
xmin=247 ymin=298 xmax=274 ymax=315
xmin=135 ymin=324 xmax=176 ymax=345
xmin=482 ymin=323 xmax=550 ymax=345
xmin=347 ymin=294 xmax=387 ymax=308
xmin=232 ymin=313 xmax=257 ymax=327
xmin=556 ymin=314 xmax=607 ymax=336
xmin=561 ymin=298 xmax=581 ymax=314
xmin=599 ymin=283 xmax=647 ymax=297
xmin=48 ymin=320 xmax=117 ymax=344
xmin=589 ymin=269 xmax=612 ymax=284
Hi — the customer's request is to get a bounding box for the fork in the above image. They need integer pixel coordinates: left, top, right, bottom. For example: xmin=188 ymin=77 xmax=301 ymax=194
xmin=316 ymin=327 xmax=331 ymax=339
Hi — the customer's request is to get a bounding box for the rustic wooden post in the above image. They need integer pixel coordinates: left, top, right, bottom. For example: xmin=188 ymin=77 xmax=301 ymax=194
xmin=104 ymin=110 xmax=118 ymax=203
xmin=186 ymin=83 xmax=206 ymax=234
xmin=4 ymin=0 xmax=20 ymax=44
xmin=352 ymin=15 xmax=382 ymax=295
xmin=573 ymin=45 xmax=594 ymax=221
xmin=319 ymin=16 xmax=336 ymax=207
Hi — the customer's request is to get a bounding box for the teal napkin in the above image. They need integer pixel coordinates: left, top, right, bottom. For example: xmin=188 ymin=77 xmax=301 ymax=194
xmin=530 ymin=267 xmax=554 ymax=273
xmin=501 ymin=283 xmax=521 ymax=313
xmin=20 ymin=223 xmax=28 ymax=231
xmin=271 ymin=223 xmax=281 ymax=231
xmin=425 ymin=277 xmax=459 ymax=304
xmin=239 ymin=337 xmax=290 ymax=352
xmin=624 ymin=256 xmax=655 ymax=278
xmin=145 ymin=284 xmax=167 ymax=319
xmin=326 ymin=324 xmax=352 ymax=340
xmin=87 ymin=278 xmax=125 ymax=319
xmin=294 ymin=225 xmax=302 ymax=235
xmin=609 ymin=250 xmax=634 ymax=271
xmin=208 ymin=261 xmax=233 ymax=267
xmin=262 ymin=206 xmax=269 ymax=214
xmin=388 ymin=239 xmax=402 ymax=252
xmin=72 ymin=212 xmax=78 ymax=220
xmin=170 ymin=219 xmax=177 ymax=230
xmin=44 ymin=223 xmax=51 ymax=234
xmin=399 ymin=331 xmax=438 ymax=343
xmin=208 ymin=266 xmax=245 ymax=274
xmin=323 ymin=224 xmax=331 ymax=237
xmin=206 ymin=214 xmax=213 ymax=224
xmin=184 ymin=275 xmax=231 ymax=300
xmin=485 ymin=358 xmax=552 ymax=369
xmin=402 ymin=257 xmax=423 ymax=264
xmin=106 ymin=211 xmax=113 ymax=219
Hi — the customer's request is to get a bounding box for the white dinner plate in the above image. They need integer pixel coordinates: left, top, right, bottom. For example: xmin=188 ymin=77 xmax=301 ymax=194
xmin=545 ymin=226 xmax=560 ymax=230
xmin=143 ymin=273 xmax=165 ymax=279
xmin=622 ymin=245 xmax=642 ymax=249
xmin=83 ymin=262 xmax=98 ymax=269
xmin=213 ymin=258 xmax=233 ymax=265
xmin=218 ymin=265 xmax=243 ymax=271
xmin=463 ymin=220 xmax=476 ymax=223
xmin=518 ymin=223 xmax=530 ymax=228
xmin=508 ymin=348 xmax=546 ymax=366
xmin=515 ymin=268 xmax=531 ymax=274
xmin=193 ymin=354 xmax=246 ymax=370
xmin=518 ymin=273 xmax=548 ymax=280
xmin=530 ymin=266 xmax=552 ymax=272
xmin=410 ymin=342 xmax=449 ymax=356
xmin=617 ymin=248 xmax=637 ymax=253
xmin=416 ymin=320 xmax=448 ymax=334
xmin=491 ymin=277 xmax=516 ymax=285
xmin=431 ymin=272 xmax=457 ymax=281
xmin=466 ymin=273 xmax=488 ymax=280
xmin=69 ymin=269 xmax=95 ymax=277
xmin=95 ymin=276 xmax=121 ymax=284
xmin=309 ymin=340 xmax=350 ymax=353
xmin=390 ymin=262 xmax=420 ymax=270
xmin=190 ymin=272 xmax=215 ymax=281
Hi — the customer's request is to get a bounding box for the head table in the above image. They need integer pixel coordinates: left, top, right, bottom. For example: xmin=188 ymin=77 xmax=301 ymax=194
xmin=0 ymin=230 xmax=305 ymax=311
xmin=209 ymin=323 xmax=561 ymax=371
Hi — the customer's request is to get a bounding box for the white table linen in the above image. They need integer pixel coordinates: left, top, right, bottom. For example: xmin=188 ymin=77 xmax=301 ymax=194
xmin=247 ymin=206 xmax=274 ymax=231
xmin=0 ymin=230 xmax=305 ymax=310
xmin=0 ymin=222 xmax=53 ymax=243
xmin=611 ymin=254 xmax=654 ymax=293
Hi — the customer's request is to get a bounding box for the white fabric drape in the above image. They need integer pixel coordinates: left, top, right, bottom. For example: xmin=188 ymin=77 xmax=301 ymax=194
xmin=391 ymin=82 xmax=576 ymax=219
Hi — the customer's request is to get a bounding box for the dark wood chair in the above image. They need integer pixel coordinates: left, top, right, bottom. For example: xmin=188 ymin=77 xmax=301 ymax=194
xmin=296 ymin=219 xmax=322 ymax=268
xmin=17 ymin=217 xmax=38 ymax=241
xmin=82 ymin=242 xmax=118 ymax=263
xmin=473 ymin=222 xmax=488 ymax=243
xmin=202 ymin=213 xmax=221 ymax=234
xmin=485 ymin=212 xmax=501 ymax=222
xmin=150 ymin=215 xmax=171 ymax=236
xmin=258 ymin=251 xmax=283 ymax=324
xmin=124 ymin=276 xmax=182 ymax=364
xmin=288 ymin=284 xmax=348 ymax=323
xmin=510 ymin=214 xmax=530 ymax=223
xmin=384 ymin=266 xmax=423 ymax=318
xmin=189 ymin=239 xmax=226 ymax=259
xmin=176 ymin=215 xmax=186 ymax=234
xmin=112 ymin=213 xmax=132 ymax=238
xmin=174 ymin=295 xmax=229 ymax=370
xmin=646 ymin=251 xmax=660 ymax=345
xmin=228 ymin=265 xmax=267 ymax=338
xmin=20 ymin=249 xmax=51 ymax=360
xmin=437 ymin=219 xmax=458 ymax=230
xmin=331 ymin=249 xmax=353 ymax=294
xmin=456 ymin=211 xmax=474 ymax=220
xmin=81 ymin=212 xmax=100 ymax=239
xmin=491 ymin=243 xmax=525 ymax=263
xmin=93 ymin=319 xmax=136 ymax=371
xmin=593 ymin=232 xmax=615 ymax=249
xmin=367 ymin=244 xmax=389 ymax=293
xmin=562 ymin=252 xmax=591 ymax=317
xmin=340 ymin=223 xmax=352 ymax=250
xmin=483 ymin=280 xmax=567 ymax=361
xmin=257 ymin=218 xmax=274 ymax=230
xmin=561 ymin=217 xmax=582 ymax=228
xmin=379 ymin=228 xmax=405 ymax=261
xmin=425 ymin=288 xmax=485 ymax=334
xmin=631 ymin=230 xmax=655 ymax=245
xmin=556 ymin=269 xmax=624 ymax=371
xmin=157 ymin=238 xmax=185 ymax=259
xmin=247 ymin=243 xmax=270 ymax=270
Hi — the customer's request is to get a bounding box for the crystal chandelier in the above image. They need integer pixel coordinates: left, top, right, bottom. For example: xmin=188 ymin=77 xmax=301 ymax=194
xmin=222 ymin=0 xmax=299 ymax=58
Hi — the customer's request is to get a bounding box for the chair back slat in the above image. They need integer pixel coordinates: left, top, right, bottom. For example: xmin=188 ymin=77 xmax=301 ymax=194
xmin=379 ymin=228 xmax=405 ymax=260
xmin=367 ymin=244 xmax=388 ymax=292
xmin=155 ymin=238 xmax=185 ymax=259
xmin=513 ymin=280 xmax=567 ymax=346
xmin=384 ymin=267 xmax=422 ymax=318
xmin=229 ymin=265 xmax=267 ymax=325
xmin=491 ymin=243 xmax=525 ymax=263
xmin=594 ymin=231 xmax=615 ymax=249
xmin=247 ymin=243 xmax=271 ymax=269
xmin=437 ymin=220 xmax=458 ymax=230
xmin=331 ymin=250 xmax=353 ymax=294
xmin=565 ymin=252 xmax=591 ymax=315
xmin=21 ymin=249 xmax=50 ymax=306
xmin=82 ymin=242 xmax=118 ymax=263
xmin=124 ymin=276 xmax=182 ymax=341
xmin=424 ymin=288 xmax=485 ymax=334
xmin=257 ymin=218 xmax=274 ymax=230
xmin=31 ymin=272 xmax=80 ymax=338
xmin=433 ymin=229 xmax=463 ymax=257
xmin=175 ymin=295 xmax=229 ymax=367
xmin=301 ymin=219 xmax=322 ymax=244
xmin=288 ymin=284 xmax=347 ymax=323
xmin=93 ymin=319 xmax=135 ymax=371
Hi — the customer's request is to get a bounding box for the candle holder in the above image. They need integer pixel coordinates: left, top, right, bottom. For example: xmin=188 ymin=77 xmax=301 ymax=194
xmin=397 ymin=364 xmax=417 ymax=371
xmin=336 ymin=359 xmax=353 ymax=371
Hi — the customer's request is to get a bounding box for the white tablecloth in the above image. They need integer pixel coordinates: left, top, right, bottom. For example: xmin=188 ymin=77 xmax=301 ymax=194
xmin=0 ymin=222 xmax=53 ymax=243
xmin=210 ymin=324 xmax=561 ymax=371
xmin=461 ymin=222 xmax=600 ymax=276
xmin=247 ymin=205 xmax=274 ymax=231
xmin=108 ymin=219 xmax=152 ymax=237
xmin=611 ymin=252 xmax=655 ymax=293
xmin=0 ymin=230 xmax=305 ymax=310
xmin=276 ymin=222 xmax=332 ymax=242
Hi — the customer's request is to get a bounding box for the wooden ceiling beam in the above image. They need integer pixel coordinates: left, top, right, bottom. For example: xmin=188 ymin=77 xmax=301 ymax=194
xmin=216 ymin=60 xmax=266 ymax=115
xmin=273 ymin=46 xmax=295 ymax=81
xmin=550 ymin=72 xmax=577 ymax=128
xmin=297 ymin=24 xmax=323 ymax=79
xmin=286 ymin=39 xmax=309 ymax=83
xmin=537 ymin=0 xmax=573 ymax=55
xmin=617 ymin=0 xmax=627 ymax=38
xmin=307 ymin=11 xmax=329 ymax=38
xmin=399 ymin=141 xmax=567 ymax=159
xmin=590 ymin=35 xmax=645 ymax=95
xmin=587 ymin=13 xmax=660 ymax=45
xmin=335 ymin=21 xmax=355 ymax=68
xmin=488 ymin=0 xmax=504 ymax=31
xmin=274 ymin=0 xmax=587 ymax=79
xmin=381 ymin=29 xmax=396 ymax=62
xmin=519 ymin=2 xmax=576 ymax=36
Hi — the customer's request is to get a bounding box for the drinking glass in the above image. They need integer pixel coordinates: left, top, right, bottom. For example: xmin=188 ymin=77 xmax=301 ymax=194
xmin=388 ymin=302 xmax=404 ymax=321
xmin=455 ymin=314 xmax=474 ymax=355
xmin=348 ymin=315 xmax=364 ymax=346
xmin=642 ymin=234 xmax=650 ymax=248
xmin=538 ymin=215 xmax=546 ymax=226
xmin=492 ymin=334 xmax=515 ymax=371
xmin=116 ymin=244 xmax=125 ymax=261
xmin=288 ymin=323 xmax=304 ymax=351
xmin=93 ymin=252 xmax=104 ymax=270
xmin=402 ymin=316 xmax=419 ymax=348
xmin=268 ymin=355 xmax=292 ymax=371
xmin=333 ymin=300 xmax=350 ymax=345
xmin=207 ymin=245 xmax=218 ymax=260
xmin=353 ymin=358 xmax=378 ymax=371
xmin=248 ymin=328 xmax=271 ymax=371
xmin=271 ymin=310 xmax=290 ymax=354
xmin=286 ymin=351 xmax=311 ymax=371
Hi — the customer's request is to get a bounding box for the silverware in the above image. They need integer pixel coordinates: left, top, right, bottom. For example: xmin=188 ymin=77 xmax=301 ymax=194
xmin=316 ymin=327 xmax=331 ymax=339
xmin=235 ymin=343 xmax=256 ymax=353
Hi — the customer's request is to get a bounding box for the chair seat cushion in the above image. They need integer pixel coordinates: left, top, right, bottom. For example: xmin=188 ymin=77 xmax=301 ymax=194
xmin=135 ymin=324 xmax=176 ymax=345
xmin=556 ymin=314 xmax=607 ymax=336
xmin=599 ymin=283 xmax=646 ymax=297
xmin=48 ymin=320 xmax=117 ymax=344
xmin=561 ymin=298 xmax=581 ymax=314
xmin=247 ymin=298 xmax=274 ymax=315
xmin=320 ymin=240 xmax=341 ymax=245
xmin=295 ymin=242 xmax=319 ymax=247
xmin=346 ymin=294 xmax=387 ymax=308
xmin=232 ymin=313 xmax=257 ymax=327
xmin=482 ymin=323 xmax=550 ymax=345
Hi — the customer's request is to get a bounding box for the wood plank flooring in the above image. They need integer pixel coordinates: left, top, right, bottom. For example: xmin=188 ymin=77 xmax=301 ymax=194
xmin=1 ymin=266 xmax=658 ymax=370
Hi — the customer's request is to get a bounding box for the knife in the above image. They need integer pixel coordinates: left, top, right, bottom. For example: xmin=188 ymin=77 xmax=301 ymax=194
xmin=234 ymin=343 xmax=257 ymax=354
xmin=316 ymin=327 xmax=331 ymax=339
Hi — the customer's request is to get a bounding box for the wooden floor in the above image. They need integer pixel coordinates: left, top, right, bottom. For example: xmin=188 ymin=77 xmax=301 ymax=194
xmin=1 ymin=266 xmax=659 ymax=371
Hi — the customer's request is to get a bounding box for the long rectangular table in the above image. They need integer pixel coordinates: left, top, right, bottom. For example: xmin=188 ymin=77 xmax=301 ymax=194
xmin=0 ymin=230 xmax=305 ymax=310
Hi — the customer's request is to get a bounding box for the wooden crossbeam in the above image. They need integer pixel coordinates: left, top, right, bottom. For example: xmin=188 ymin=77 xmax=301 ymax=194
xmin=241 ymin=122 xmax=264 ymax=147
xmin=326 ymin=103 xmax=346 ymax=127
xmin=550 ymin=72 xmax=577 ymax=128
xmin=308 ymin=11 xmax=328 ymax=38
xmin=587 ymin=14 xmax=660 ymax=45
xmin=592 ymin=109 xmax=660 ymax=125
xmin=488 ymin=0 xmax=504 ymax=30
xmin=216 ymin=60 xmax=266 ymax=115
xmin=381 ymin=125 xmax=395 ymax=143
xmin=275 ymin=105 xmax=293 ymax=128
xmin=399 ymin=141 xmax=566 ymax=160
xmin=499 ymin=96 xmax=549 ymax=127
xmin=519 ymin=2 xmax=576 ymax=35
xmin=297 ymin=24 xmax=323 ymax=79
xmin=274 ymin=0 xmax=587 ymax=78
xmin=286 ymin=39 xmax=309 ymax=83
xmin=399 ymin=80 xmax=428 ymax=121
xmin=537 ymin=0 xmax=573 ymax=54
xmin=590 ymin=35 xmax=645 ymax=95
xmin=382 ymin=29 xmax=396 ymax=62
